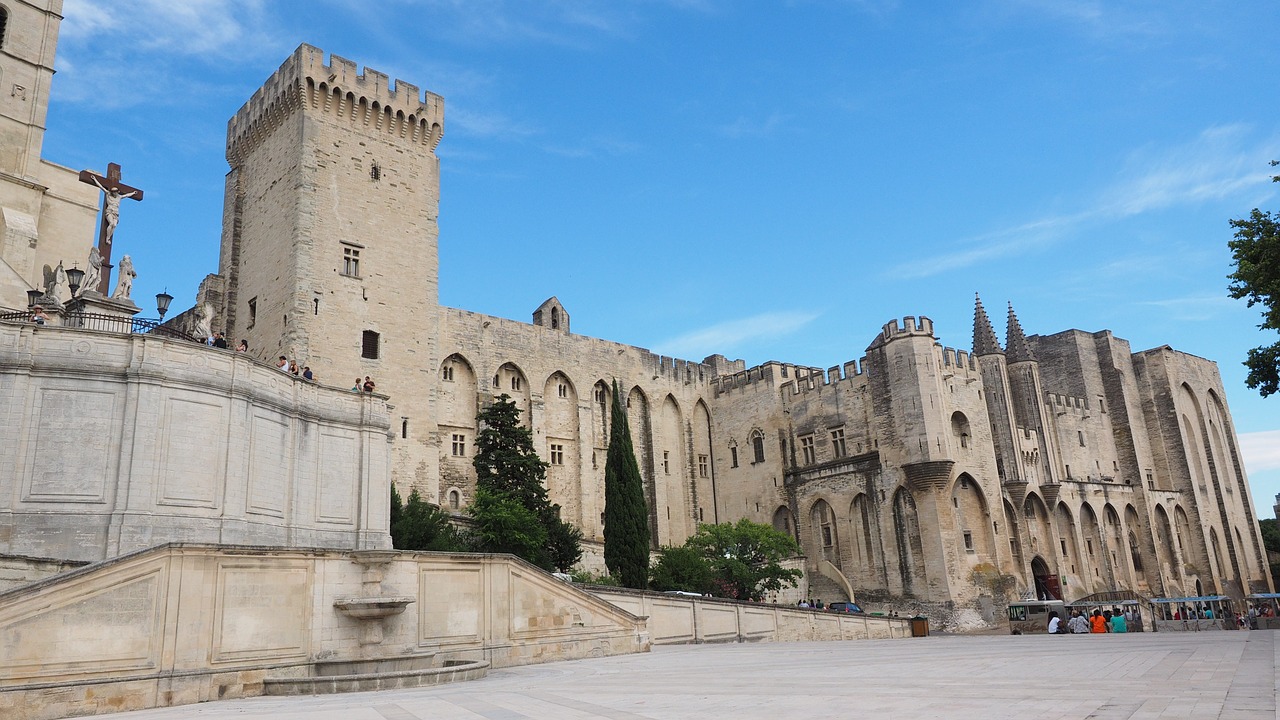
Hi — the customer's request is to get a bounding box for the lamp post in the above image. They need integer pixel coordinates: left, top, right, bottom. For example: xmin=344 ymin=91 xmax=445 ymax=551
xmin=65 ymin=266 xmax=85 ymax=297
xmin=26 ymin=289 xmax=43 ymax=307
xmin=156 ymin=290 xmax=173 ymax=320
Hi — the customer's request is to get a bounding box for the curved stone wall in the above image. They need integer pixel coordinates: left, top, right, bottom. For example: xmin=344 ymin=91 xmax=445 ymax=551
xmin=0 ymin=322 xmax=393 ymax=561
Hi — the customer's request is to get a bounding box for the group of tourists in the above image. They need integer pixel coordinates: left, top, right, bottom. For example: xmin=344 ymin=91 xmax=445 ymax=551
xmin=275 ymin=355 xmax=315 ymax=380
xmin=1048 ymin=608 xmax=1136 ymax=634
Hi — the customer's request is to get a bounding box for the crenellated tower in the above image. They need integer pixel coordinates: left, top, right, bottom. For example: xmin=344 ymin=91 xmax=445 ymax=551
xmin=218 ymin=44 xmax=446 ymax=494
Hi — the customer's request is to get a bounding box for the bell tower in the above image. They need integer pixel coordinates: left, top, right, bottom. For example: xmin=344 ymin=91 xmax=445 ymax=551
xmin=0 ymin=0 xmax=100 ymax=310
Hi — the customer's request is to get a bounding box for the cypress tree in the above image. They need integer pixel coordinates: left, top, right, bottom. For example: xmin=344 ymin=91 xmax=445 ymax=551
xmin=471 ymin=394 xmax=581 ymax=571
xmin=603 ymin=379 xmax=650 ymax=588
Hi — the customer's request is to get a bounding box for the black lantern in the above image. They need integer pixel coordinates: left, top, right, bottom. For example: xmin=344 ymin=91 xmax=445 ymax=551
xmin=26 ymin=289 xmax=43 ymax=307
xmin=156 ymin=289 xmax=173 ymax=320
xmin=65 ymin=266 xmax=85 ymax=296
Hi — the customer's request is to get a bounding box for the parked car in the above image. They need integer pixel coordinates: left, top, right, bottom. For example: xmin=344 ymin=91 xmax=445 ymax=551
xmin=827 ymin=601 xmax=863 ymax=613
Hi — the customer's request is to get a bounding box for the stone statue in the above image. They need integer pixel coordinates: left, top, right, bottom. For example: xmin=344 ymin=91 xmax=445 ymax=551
xmin=194 ymin=302 xmax=213 ymax=341
xmin=42 ymin=262 xmax=67 ymax=303
xmin=90 ymin=175 xmax=139 ymax=248
xmin=80 ymin=246 xmax=103 ymax=297
xmin=111 ymin=255 xmax=135 ymax=301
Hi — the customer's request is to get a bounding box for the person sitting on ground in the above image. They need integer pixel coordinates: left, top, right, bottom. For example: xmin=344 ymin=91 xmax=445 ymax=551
xmin=1089 ymin=610 xmax=1108 ymax=633
xmin=276 ymin=356 xmax=289 ymax=372
xmin=302 ymin=366 xmax=313 ymax=381
xmin=1109 ymin=609 xmax=1127 ymax=633
xmin=1068 ymin=610 xmax=1090 ymax=634
xmin=1047 ymin=610 xmax=1062 ymax=634
xmin=30 ymin=306 xmax=48 ymax=326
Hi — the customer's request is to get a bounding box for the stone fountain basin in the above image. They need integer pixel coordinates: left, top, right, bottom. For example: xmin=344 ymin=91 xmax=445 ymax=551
xmin=333 ymin=596 xmax=415 ymax=619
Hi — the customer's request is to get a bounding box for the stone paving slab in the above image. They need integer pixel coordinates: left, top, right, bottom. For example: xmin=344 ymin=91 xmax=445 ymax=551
xmin=104 ymin=632 xmax=1278 ymax=720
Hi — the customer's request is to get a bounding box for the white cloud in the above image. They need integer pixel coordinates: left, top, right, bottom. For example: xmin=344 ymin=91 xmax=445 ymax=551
xmin=1138 ymin=294 xmax=1237 ymax=322
xmin=56 ymin=0 xmax=282 ymax=109
xmin=889 ymin=213 xmax=1081 ymax=280
xmin=652 ymin=311 xmax=819 ymax=358
xmin=888 ymin=125 xmax=1280 ymax=279
xmin=719 ymin=112 xmax=789 ymax=139
xmin=1239 ymin=430 xmax=1280 ymax=474
xmin=63 ymin=0 xmax=273 ymax=56
xmin=447 ymin=107 xmax=539 ymax=140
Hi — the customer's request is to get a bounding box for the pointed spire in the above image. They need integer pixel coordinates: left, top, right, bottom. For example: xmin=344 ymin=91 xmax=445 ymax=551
xmin=1006 ymin=301 xmax=1037 ymax=364
xmin=973 ymin=293 xmax=1003 ymax=356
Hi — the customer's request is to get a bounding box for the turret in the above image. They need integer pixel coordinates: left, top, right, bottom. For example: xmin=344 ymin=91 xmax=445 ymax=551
xmin=971 ymin=295 xmax=1023 ymax=489
xmin=1004 ymin=302 xmax=1062 ymax=490
xmin=973 ymin=294 xmax=1003 ymax=357
xmin=1005 ymin=302 xmax=1036 ymax=365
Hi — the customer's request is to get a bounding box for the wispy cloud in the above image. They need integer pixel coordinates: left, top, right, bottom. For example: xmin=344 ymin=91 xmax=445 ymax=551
xmin=891 ymin=213 xmax=1082 ymax=279
xmin=1138 ymin=294 xmax=1236 ymax=322
xmin=396 ymin=0 xmax=689 ymax=48
xmin=543 ymin=136 xmax=641 ymax=158
xmin=447 ymin=107 xmax=539 ymax=140
xmin=57 ymin=0 xmax=283 ymax=108
xmin=719 ymin=112 xmax=789 ymax=139
xmin=652 ymin=311 xmax=820 ymax=358
xmin=63 ymin=0 xmax=276 ymax=56
xmin=986 ymin=0 xmax=1167 ymax=41
xmin=888 ymin=125 xmax=1280 ymax=279
xmin=1239 ymin=430 xmax=1280 ymax=473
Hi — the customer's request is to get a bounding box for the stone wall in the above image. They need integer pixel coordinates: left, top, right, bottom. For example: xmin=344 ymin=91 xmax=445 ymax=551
xmin=0 ymin=321 xmax=393 ymax=561
xmin=588 ymin=586 xmax=911 ymax=644
xmin=0 ymin=544 xmax=649 ymax=720
xmin=0 ymin=555 xmax=87 ymax=593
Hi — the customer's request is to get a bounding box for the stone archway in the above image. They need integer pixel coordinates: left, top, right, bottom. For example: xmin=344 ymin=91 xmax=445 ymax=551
xmin=1031 ymin=555 xmax=1060 ymax=600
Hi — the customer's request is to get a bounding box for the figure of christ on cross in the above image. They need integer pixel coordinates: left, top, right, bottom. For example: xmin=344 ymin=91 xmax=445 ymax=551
xmin=78 ymin=162 xmax=144 ymax=296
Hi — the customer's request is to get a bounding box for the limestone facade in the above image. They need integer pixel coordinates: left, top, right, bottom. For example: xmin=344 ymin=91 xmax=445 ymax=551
xmin=0 ymin=4 xmax=1266 ymax=609
xmin=0 ymin=0 xmax=99 ymax=311
xmin=201 ymin=46 xmax=1272 ymax=605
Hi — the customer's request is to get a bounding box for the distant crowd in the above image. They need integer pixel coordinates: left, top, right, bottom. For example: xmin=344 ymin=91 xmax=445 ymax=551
xmin=1049 ymin=608 xmax=1137 ymax=634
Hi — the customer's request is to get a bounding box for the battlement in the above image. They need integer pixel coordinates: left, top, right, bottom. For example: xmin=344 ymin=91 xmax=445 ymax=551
xmin=654 ymin=354 xmax=711 ymax=385
xmin=939 ymin=346 xmax=978 ymax=372
xmin=711 ymin=362 xmax=784 ymax=397
xmin=780 ymin=358 xmax=869 ymax=397
xmin=1046 ymin=391 xmax=1090 ymax=415
xmin=227 ymin=44 xmax=445 ymax=163
xmin=867 ymin=316 xmax=935 ymax=350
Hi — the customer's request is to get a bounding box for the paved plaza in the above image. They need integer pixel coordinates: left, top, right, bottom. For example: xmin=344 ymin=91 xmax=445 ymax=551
xmin=108 ymin=632 xmax=1277 ymax=720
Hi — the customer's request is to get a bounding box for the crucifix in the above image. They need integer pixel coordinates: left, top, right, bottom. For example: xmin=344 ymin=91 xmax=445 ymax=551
xmin=78 ymin=162 xmax=144 ymax=295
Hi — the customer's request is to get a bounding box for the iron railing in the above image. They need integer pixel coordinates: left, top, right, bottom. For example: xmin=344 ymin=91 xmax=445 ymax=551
xmin=0 ymin=310 xmax=199 ymax=343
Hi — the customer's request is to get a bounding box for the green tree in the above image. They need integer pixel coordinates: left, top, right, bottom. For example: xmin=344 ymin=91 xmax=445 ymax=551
xmin=603 ymin=379 xmax=651 ymax=589
xmin=684 ymin=519 xmax=803 ymax=601
xmin=1228 ymin=161 xmax=1280 ymax=396
xmin=470 ymin=394 xmax=582 ymax=571
xmin=649 ymin=544 xmax=715 ymax=594
xmin=1259 ymin=518 xmax=1280 ymax=554
xmin=467 ymin=489 xmax=550 ymax=565
xmin=389 ymin=484 xmax=462 ymax=551
xmin=1259 ymin=519 xmax=1280 ymax=590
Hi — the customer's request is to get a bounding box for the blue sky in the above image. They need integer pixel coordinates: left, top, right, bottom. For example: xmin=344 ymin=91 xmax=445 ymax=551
xmin=48 ymin=1 xmax=1279 ymax=511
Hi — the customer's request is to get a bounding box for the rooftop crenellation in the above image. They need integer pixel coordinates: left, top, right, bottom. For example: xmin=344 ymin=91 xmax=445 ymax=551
xmin=227 ymin=44 xmax=445 ymax=162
